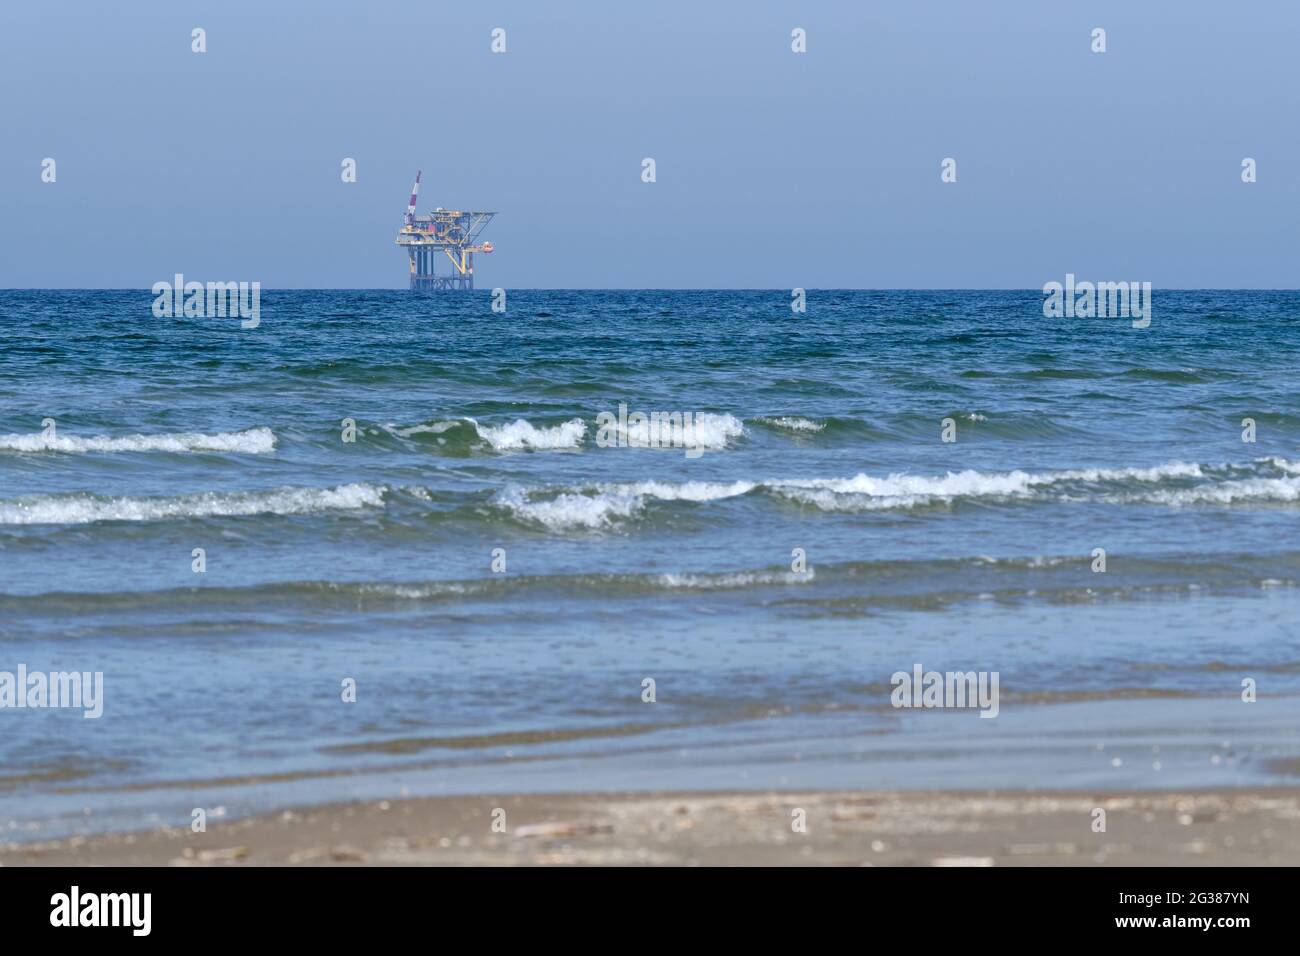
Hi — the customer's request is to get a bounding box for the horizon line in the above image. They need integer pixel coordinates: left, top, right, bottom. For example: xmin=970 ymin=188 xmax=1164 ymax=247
xmin=3 ymin=286 xmax=1299 ymax=293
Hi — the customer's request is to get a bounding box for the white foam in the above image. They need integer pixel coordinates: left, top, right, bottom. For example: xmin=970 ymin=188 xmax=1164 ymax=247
xmin=350 ymin=581 xmax=481 ymax=599
xmin=686 ymin=412 xmax=745 ymax=449
xmin=1261 ymin=457 xmax=1300 ymax=475
xmin=496 ymin=487 xmax=641 ymax=530
xmin=757 ymin=416 xmax=826 ymax=433
xmin=776 ymin=461 xmax=1220 ymax=509
xmin=1044 ymin=461 xmax=1205 ymax=483
xmin=0 ymin=483 xmax=385 ymax=526
xmin=603 ymin=412 xmax=744 ymax=451
xmin=602 ymin=479 xmax=757 ymax=502
xmin=658 ymin=569 xmax=815 ymax=589
xmin=781 ymin=469 xmax=1037 ymax=497
xmin=488 ymin=459 xmax=1300 ymax=530
xmin=768 ymin=470 xmax=1014 ymax=511
xmin=762 ymin=463 xmax=1217 ymax=511
xmin=474 ymin=418 xmax=586 ymax=451
xmin=0 ymin=427 xmax=276 ymax=455
xmin=496 ymin=479 xmax=754 ymax=531
xmin=1124 ymin=476 xmax=1300 ymax=506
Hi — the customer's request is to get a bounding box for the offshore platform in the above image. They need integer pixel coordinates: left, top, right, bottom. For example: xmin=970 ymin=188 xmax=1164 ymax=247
xmin=394 ymin=171 xmax=496 ymax=290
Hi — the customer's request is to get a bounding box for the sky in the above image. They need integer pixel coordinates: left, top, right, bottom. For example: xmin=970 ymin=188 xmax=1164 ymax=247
xmin=1 ymin=0 xmax=1297 ymax=289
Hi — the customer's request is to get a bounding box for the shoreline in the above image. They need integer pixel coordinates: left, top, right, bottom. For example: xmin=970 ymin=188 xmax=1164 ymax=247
xmin=5 ymin=787 xmax=1298 ymax=866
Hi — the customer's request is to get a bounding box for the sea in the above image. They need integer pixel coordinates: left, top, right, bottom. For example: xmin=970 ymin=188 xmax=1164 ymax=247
xmin=2 ymin=289 xmax=1298 ymax=840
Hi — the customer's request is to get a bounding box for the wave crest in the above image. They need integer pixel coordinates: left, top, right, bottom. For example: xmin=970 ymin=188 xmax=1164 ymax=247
xmin=475 ymin=417 xmax=586 ymax=451
xmin=0 ymin=483 xmax=384 ymax=526
xmin=388 ymin=417 xmax=585 ymax=452
xmin=599 ymin=412 xmax=744 ymax=451
xmin=753 ymin=416 xmax=826 ymax=433
xmin=0 ymin=427 xmax=276 ymax=455
xmin=487 ymin=459 xmax=1300 ymax=530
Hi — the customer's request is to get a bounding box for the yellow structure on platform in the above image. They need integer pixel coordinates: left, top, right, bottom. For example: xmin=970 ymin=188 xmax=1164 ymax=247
xmin=395 ymin=171 xmax=496 ymax=291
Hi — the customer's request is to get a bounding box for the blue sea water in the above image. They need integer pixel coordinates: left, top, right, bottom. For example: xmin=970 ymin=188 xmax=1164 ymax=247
xmin=1 ymin=289 xmax=1298 ymax=840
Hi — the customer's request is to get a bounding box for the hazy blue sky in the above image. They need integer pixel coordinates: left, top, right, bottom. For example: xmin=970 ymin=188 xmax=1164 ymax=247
xmin=1 ymin=1 xmax=1296 ymax=288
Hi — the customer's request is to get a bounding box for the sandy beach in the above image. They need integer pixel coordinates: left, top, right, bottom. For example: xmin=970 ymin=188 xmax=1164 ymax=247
xmin=5 ymin=788 xmax=1298 ymax=867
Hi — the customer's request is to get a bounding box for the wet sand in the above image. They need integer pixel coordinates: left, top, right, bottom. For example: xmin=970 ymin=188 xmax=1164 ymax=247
xmin=4 ymin=788 xmax=1298 ymax=866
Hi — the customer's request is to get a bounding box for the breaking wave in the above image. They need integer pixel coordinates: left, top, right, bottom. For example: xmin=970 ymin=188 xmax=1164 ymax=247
xmin=752 ymin=416 xmax=826 ymax=433
xmin=490 ymin=458 xmax=1300 ymax=529
xmin=387 ymin=417 xmax=585 ymax=452
xmin=599 ymin=411 xmax=745 ymax=451
xmin=7 ymin=459 xmax=1297 ymax=531
xmin=475 ymin=417 xmax=586 ymax=451
xmin=0 ymin=427 xmax=276 ymax=455
xmin=389 ymin=413 xmax=745 ymax=454
xmin=495 ymin=486 xmax=644 ymax=529
xmin=0 ymin=483 xmax=385 ymax=526
xmin=496 ymin=479 xmax=754 ymax=530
